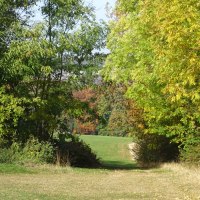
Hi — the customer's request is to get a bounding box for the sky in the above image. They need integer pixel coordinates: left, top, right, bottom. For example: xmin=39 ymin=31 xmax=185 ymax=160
xmin=85 ymin=0 xmax=116 ymax=21
xmin=32 ymin=0 xmax=116 ymax=23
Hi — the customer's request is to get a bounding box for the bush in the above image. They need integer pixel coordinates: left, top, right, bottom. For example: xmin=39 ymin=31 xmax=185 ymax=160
xmin=54 ymin=134 xmax=100 ymax=168
xmin=20 ymin=138 xmax=54 ymax=164
xmin=0 ymin=138 xmax=54 ymax=165
xmin=133 ymin=134 xmax=179 ymax=167
xmin=0 ymin=148 xmax=16 ymax=163
xmin=0 ymin=135 xmax=100 ymax=168
xmin=180 ymin=138 xmax=200 ymax=166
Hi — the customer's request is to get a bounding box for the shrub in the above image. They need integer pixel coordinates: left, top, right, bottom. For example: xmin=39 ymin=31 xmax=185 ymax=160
xmin=133 ymin=134 xmax=179 ymax=167
xmin=54 ymin=134 xmax=100 ymax=168
xmin=0 ymin=135 xmax=100 ymax=168
xmin=0 ymin=142 xmax=24 ymax=164
xmin=0 ymin=148 xmax=16 ymax=163
xmin=180 ymin=138 xmax=200 ymax=166
xmin=20 ymin=138 xmax=54 ymax=164
xmin=0 ymin=138 xmax=54 ymax=165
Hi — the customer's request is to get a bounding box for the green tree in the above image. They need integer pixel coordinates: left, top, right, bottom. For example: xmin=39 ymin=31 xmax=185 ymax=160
xmin=0 ymin=87 xmax=24 ymax=146
xmin=103 ymin=0 xmax=200 ymax=162
xmin=0 ymin=0 xmax=38 ymax=144
xmin=0 ymin=0 xmax=107 ymax=144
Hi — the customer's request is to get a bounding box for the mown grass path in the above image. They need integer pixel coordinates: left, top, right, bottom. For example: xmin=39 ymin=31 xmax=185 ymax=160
xmin=80 ymin=135 xmax=135 ymax=169
xmin=0 ymin=165 xmax=200 ymax=200
xmin=0 ymin=135 xmax=200 ymax=199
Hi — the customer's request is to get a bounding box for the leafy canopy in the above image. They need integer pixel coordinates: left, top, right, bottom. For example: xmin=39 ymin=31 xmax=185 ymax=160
xmin=103 ymin=0 xmax=200 ymax=145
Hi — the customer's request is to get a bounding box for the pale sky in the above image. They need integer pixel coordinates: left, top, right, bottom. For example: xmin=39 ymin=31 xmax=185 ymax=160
xmin=86 ymin=0 xmax=116 ymax=21
xmin=32 ymin=0 xmax=116 ymax=23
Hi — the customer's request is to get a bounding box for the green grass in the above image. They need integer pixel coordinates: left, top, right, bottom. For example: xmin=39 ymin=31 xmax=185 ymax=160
xmin=0 ymin=163 xmax=34 ymax=174
xmin=80 ymin=135 xmax=136 ymax=169
xmin=0 ymin=135 xmax=135 ymax=173
xmin=0 ymin=136 xmax=200 ymax=199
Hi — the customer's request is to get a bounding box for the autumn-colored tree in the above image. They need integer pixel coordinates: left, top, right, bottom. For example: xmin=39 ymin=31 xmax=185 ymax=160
xmin=73 ymin=88 xmax=98 ymax=134
xmin=103 ymin=0 xmax=200 ymax=163
xmin=95 ymin=83 xmax=145 ymax=137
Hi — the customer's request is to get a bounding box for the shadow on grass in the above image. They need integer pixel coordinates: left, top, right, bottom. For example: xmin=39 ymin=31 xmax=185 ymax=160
xmin=98 ymin=160 xmax=163 ymax=170
xmin=100 ymin=160 xmax=140 ymax=170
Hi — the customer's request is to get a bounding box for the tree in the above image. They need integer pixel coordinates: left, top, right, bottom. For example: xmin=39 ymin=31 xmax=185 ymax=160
xmin=0 ymin=0 xmax=38 ymax=144
xmin=0 ymin=0 xmax=37 ymax=82
xmin=95 ymin=83 xmax=144 ymax=137
xmin=0 ymin=0 xmax=107 ymax=143
xmin=0 ymin=0 xmax=106 ymax=167
xmin=103 ymin=0 xmax=200 ymax=162
xmin=73 ymin=88 xmax=99 ymax=135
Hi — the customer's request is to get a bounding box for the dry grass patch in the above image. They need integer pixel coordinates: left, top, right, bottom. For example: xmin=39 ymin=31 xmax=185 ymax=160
xmin=161 ymin=163 xmax=200 ymax=199
xmin=0 ymin=164 xmax=200 ymax=200
xmin=0 ymin=136 xmax=200 ymax=200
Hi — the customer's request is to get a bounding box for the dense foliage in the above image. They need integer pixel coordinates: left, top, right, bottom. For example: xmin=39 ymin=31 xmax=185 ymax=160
xmin=0 ymin=0 xmax=106 ymax=167
xmin=96 ymin=83 xmax=144 ymax=137
xmin=1 ymin=0 xmax=199 ymax=167
xmin=103 ymin=0 xmax=200 ymax=164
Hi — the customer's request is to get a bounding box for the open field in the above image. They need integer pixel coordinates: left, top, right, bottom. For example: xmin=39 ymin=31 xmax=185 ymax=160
xmin=80 ymin=135 xmax=134 ymax=169
xmin=0 ymin=135 xmax=200 ymax=200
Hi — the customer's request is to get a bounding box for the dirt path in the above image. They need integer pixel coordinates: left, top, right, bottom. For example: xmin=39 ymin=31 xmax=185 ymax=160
xmin=128 ymin=142 xmax=139 ymax=160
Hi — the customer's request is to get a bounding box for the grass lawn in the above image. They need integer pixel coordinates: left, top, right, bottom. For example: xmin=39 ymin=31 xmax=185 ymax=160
xmin=80 ymin=135 xmax=135 ymax=169
xmin=0 ymin=135 xmax=200 ymax=200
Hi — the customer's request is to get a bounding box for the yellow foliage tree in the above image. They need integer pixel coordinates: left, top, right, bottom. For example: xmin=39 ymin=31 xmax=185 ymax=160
xmin=103 ymin=0 xmax=200 ymax=161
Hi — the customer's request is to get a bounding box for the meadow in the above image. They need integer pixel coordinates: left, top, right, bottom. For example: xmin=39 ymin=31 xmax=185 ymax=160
xmin=0 ymin=135 xmax=200 ymax=200
xmin=80 ymin=135 xmax=135 ymax=169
